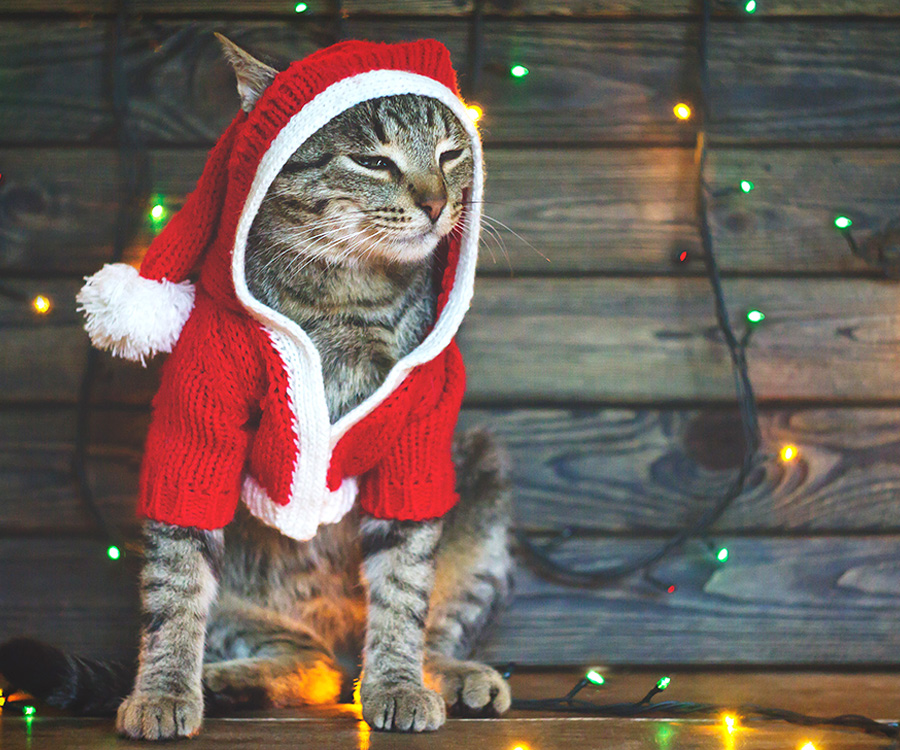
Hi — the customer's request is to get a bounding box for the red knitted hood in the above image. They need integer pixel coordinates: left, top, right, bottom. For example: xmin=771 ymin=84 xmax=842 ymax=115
xmin=142 ymin=38 xmax=482 ymax=338
xmin=79 ymin=39 xmax=482 ymax=365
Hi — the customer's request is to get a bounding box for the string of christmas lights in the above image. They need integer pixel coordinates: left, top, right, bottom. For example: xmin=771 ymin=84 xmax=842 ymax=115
xmin=508 ymin=671 xmax=899 ymax=740
xmin=0 ymin=0 xmax=873 ymax=580
xmin=70 ymin=0 xmax=143 ymax=563
xmin=508 ymin=0 xmax=764 ymax=589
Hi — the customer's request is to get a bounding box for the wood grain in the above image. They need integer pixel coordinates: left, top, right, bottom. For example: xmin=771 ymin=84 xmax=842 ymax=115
xmin=4 ymin=147 xmax=895 ymax=276
xmin=2 ymin=536 xmax=898 ymax=664
xmin=3 ymin=0 xmax=900 ymax=17
xmin=0 ymin=714 xmax=892 ymax=750
xmin=8 ymin=406 xmax=900 ymax=536
xmin=480 ymin=535 xmax=900 ymax=664
xmin=460 ymin=277 xmax=900 ymax=402
xmin=462 ymin=407 xmax=900 ymax=534
xmin=6 ymin=277 xmax=900 ymax=404
xmin=3 ymin=20 xmax=899 ymax=145
xmin=0 ymin=538 xmax=140 ymax=661
xmin=0 ymin=712 xmax=895 ymax=750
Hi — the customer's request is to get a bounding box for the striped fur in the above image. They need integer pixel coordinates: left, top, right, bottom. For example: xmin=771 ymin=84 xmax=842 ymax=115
xmin=0 ymin=39 xmax=511 ymax=740
xmin=245 ymin=92 xmax=473 ymax=421
xmin=116 ymin=523 xmax=222 ymax=739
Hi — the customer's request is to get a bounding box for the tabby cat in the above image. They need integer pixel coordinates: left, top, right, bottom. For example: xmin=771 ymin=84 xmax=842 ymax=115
xmin=0 ymin=36 xmax=513 ymax=739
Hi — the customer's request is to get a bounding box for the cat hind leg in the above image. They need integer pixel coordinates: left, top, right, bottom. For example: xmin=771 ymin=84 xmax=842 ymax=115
xmin=203 ymin=595 xmax=343 ymax=711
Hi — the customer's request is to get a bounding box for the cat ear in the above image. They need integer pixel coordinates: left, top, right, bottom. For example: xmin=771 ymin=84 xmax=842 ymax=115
xmin=215 ymin=33 xmax=278 ymax=112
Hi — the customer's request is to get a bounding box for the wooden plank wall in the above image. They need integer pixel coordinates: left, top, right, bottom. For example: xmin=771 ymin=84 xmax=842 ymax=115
xmin=2 ymin=1 xmax=900 ymax=666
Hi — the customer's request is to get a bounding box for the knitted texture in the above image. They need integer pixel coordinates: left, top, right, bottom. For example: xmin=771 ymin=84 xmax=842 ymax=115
xmin=82 ymin=39 xmax=484 ymax=540
xmin=138 ymin=293 xmax=465 ymax=528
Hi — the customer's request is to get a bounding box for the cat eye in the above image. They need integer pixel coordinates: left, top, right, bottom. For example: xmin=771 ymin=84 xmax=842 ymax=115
xmin=350 ymin=154 xmax=396 ymax=171
xmin=439 ymin=149 xmax=464 ymax=167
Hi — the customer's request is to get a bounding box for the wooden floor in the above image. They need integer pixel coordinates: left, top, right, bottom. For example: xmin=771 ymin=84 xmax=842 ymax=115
xmin=0 ymin=671 xmax=895 ymax=749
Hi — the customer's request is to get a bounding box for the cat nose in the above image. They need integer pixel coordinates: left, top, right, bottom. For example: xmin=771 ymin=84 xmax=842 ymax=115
xmin=417 ymin=196 xmax=447 ymax=222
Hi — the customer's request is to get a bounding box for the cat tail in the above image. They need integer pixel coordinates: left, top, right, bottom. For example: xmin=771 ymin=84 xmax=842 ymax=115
xmin=0 ymin=638 xmax=134 ymax=716
xmin=451 ymin=427 xmax=512 ymax=519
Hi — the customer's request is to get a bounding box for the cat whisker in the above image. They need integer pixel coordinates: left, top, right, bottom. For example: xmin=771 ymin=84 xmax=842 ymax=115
xmin=481 ymin=213 xmax=549 ymax=265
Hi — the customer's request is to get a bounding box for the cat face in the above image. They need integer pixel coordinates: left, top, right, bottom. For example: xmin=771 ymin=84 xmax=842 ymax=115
xmin=250 ymin=94 xmax=474 ymax=268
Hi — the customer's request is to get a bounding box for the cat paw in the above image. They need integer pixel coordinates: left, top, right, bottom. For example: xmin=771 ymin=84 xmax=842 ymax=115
xmin=428 ymin=657 xmax=511 ymax=716
xmin=116 ymin=690 xmax=203 ymax=740
xmin=361 ymin=682 xmax=446 ymax=732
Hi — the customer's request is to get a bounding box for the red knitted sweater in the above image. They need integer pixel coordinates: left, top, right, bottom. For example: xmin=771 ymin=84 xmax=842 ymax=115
xmin=77 ymin=39 xmax=484 ymax=541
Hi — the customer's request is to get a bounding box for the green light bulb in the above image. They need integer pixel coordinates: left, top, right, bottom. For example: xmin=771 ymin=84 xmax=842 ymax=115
xmin=746 ymin=309 xmax=765 ymax=324
xmin=150 ymin=204 xmax=166 ymax=221
xmin=745 ymin=0 xmax=757 ymax=13
xmin=740 ymin=180 xmax=754 ymax=193
xmin=107 ymin=545 xmax=121 ymax=561
xmin=656 ymin=723 xmax=675 ymax=749
xmin=716 ymin=547 xmax=729 ymax=563
xmin=510 ymin=65 xmax=529 ymax=78
xmin=657 ymin=676 xmax=671 ymax=690
xmin=294 ymin=1 xmax=308 ymax=11
xmin=834 ymin=215 xmax=852 ymax=230
xmin=585 ymin=669 xmax=605 ymax=685
xmin=23 ymin=705 xmax=36 ymax=716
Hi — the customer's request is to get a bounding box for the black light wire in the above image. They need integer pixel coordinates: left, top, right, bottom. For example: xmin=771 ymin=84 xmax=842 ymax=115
xmin=509 ymin=673 xmax=899 ymax=740
xmin=508 ymin=1 xmax=896 ymax=737
xmin=509 ymin=0 xmax=761 ymax=587
xmin=70 ymin=0 xmax=144 ymax=556
xmin=4 ymin=3 xmax=895 ymax=740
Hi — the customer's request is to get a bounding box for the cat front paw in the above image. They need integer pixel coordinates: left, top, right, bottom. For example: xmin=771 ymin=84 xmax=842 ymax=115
xmin=361 ymin=681 xmax=446 ymax=732
xmin=116 ymin=689 xmax=203 ymax=740
xmin=427 ymin=656 xmax=511 ymax=716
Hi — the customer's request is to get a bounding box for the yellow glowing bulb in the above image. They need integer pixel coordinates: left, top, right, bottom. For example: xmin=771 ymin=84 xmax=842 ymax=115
xmin=466 ymin=104 xmax=483 ymax=123
xmin=674 ymin=103 xmax=692 ymax=120
xmin=512 ymin=745 xmax=530 ymax=750
xmin=723 ymin=715 xmax=737 ymax=732
xmin=780 ymin=444 xmax=798 ymax=462
xmin=800 ymin=743 xmax=817 ymax=750
xmin=32 ymin=295 xmax=51 ymax=314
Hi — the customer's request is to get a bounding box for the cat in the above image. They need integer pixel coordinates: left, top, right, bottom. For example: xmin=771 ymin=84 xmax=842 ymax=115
xmin=0 ymin=36 xmax=513 ymax=739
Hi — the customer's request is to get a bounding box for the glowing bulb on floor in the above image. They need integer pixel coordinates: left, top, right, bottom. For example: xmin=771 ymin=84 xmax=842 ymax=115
xmin=800 ymin=743 xmax=817 ymax=750
xmin=716 ymin=547 xmax=729 ymax=563
xmin=23 ymin=705 xmax=36 ymax=716
xmin=780 ymin=444 xmax=798 ymax=462
xmin=834 ymin=215 xmax=852 ymax=230
xmin=150 ymin=203 xmax=166 ymax=221
xmin=666 ymin=584 xmax=676 ymax=593
xmin=585 ymin=669 xmax=605 ymax=685
xmin=466 ymin=104 xmax=483 ymax=123
xmin=512 ymin=745 xmax=530 ymax=750
xmin=510 ymin=64 xmax=529 ymax=78
xmin=657 ymin=676 xmax=671 ymax=690
xmin=723 ymin=714 xmax=738 ymax=733
xmin=107 ymin=545 xmax=121 ymax=560
xmin=674 ymin=103 xmax=692 ymax=120
xmin=745 ymin=0 xmax=757 ymax=13
xmin=746 ymin=309 xmax=765 ymax=324
xmin=740 ymin=180 xmax=754 ymax=193
xmin=32 ymin=295 xmax=51 ymax=314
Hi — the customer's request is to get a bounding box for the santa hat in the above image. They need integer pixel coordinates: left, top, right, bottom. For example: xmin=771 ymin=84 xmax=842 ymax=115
xmin=77 ymin=39 xmax=479 ymax=363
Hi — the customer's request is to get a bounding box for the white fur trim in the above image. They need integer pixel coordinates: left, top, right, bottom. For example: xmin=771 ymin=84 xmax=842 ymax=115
xmin=241 ymin=474 xmax=357 ymax=542
xmin=232 ymin=70 xmax=483 ymax=540
xmin=76 ymin=263 xmax=195 ymax=365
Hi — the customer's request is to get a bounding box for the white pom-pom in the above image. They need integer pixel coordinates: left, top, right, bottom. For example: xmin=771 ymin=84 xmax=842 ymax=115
xmin=76 ymin=263 xmax=195 ymax=364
